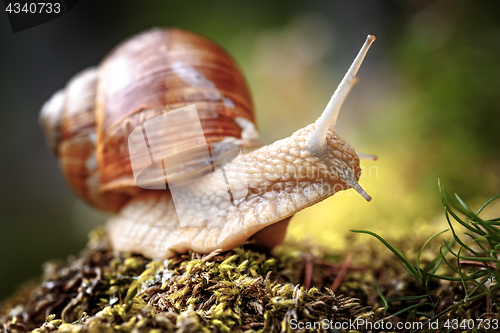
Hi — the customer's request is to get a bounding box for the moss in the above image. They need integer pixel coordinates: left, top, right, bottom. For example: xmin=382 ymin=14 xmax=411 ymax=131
xmin=0 ymin=227 xmax=497 ymax=333
xmin=0 ymin=229 xmax=371 ymax=333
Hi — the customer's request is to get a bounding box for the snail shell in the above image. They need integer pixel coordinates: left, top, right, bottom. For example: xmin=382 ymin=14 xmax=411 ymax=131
xmin=40 ymin=28 xmax=259 ymax=213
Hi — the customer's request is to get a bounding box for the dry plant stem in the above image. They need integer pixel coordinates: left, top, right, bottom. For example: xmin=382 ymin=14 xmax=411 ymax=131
xmin=459 ymin=260 xmax=496 ymax=313
xmin=331 ymin=252 xmax=354 ymax=292
xmin=303 ymin=254 xmax=314 ymax=290
xmin=459 ymin=260 xmax=497 ymax=270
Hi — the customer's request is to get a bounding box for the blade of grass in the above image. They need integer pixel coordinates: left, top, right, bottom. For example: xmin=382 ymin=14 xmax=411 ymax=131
xmin=464 ymin=232 xmax=488 ymax=254
xmin=439 ymin=182 xmax=485 ymax=236
xmin=415 ymin=311 xmax=433 ymax=319
xmin=476 ymin=193 xmax=500 ymax=215
xmin=386 ymin=302 xmax=432 ymax=320
xmin=387 ymin=295 xmax=428 ymax=302
xmin=411 ymin=292 xmax=489 ymax=333
xmin=351 ymin=229 xmax=420 ymax=281
xmin=456 ymin=247 xmax=468 ymax=299
xmin=424 ymin=238 xmax=453 ymax=274
xmin=445 ymin=210 xmax=479 ymax=256
xmin=424 ymin=271 xmax=485 ymax=282
xmin=417 ymin=229 xmax=448 ymax=274
xmin=373 ymin=283 xmax=389 ymax=316
xmin=454 ymin=193 xmax=477 ymax=217
xmin=439 ymin=243 xmax=462 ymax=276
xmin=469 ymin=217 xmax=500 ymax=243
xmin=417 ymin=230 xmax=449 ymax=296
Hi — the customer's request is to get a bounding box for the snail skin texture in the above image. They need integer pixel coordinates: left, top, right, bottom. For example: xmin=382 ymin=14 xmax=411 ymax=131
xmin=40 ymin=28 xmax=376 ymax=259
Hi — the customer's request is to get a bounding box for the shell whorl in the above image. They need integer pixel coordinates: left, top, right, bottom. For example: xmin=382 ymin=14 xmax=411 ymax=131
xmin=96 ymin=28 xmax=256 ymax=195
xmin=40 ymin=67 xmax=129 ymax=212
xmin=40 ymin=28 xmax=258 ymax=212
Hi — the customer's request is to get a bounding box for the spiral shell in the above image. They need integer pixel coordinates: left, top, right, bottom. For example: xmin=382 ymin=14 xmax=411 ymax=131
xmin=40 ymin=28 xmax=258 ymax=212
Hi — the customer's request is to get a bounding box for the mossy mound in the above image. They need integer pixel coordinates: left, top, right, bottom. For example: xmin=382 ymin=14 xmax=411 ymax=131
xmin=0 ymin=229 xmax=373 ymax=333
xmin=0 ymin=227 xmax=497 ymax=332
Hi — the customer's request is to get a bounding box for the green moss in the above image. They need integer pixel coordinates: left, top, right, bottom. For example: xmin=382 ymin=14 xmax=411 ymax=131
xmin=0 ymin=222 xmax=497 ymax=333
xmin=0 ymin=228 xmax=371 ymax=332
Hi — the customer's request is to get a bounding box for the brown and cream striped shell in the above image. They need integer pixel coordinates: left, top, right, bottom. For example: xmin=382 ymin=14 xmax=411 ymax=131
xmin=40 ymin=28 xmax=258 ymax=213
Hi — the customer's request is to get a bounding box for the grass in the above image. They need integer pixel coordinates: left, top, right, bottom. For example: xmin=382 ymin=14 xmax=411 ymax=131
xmin=352 ymin=180 xmax=500 ymax=332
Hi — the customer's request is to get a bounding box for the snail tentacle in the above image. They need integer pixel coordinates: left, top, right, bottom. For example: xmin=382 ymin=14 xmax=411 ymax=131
xmin=307 ymin=35 xmax=376 ymax=152
xmin=356 ymin=152 xmax=378 ymax=161
xmin=305 ymin=35 xmax=376 ymax=202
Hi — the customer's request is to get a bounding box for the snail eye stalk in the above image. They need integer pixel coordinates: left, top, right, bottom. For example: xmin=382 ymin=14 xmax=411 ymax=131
xmin=307 ymin=35 xmax=376 ymax=153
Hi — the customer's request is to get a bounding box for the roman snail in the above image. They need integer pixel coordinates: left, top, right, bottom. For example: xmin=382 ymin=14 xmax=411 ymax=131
xmin=39 ymin=28 xmax=377 ymax=259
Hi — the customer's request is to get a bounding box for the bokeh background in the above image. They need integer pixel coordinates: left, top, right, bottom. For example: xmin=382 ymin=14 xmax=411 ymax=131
xmin=1 ymin=0 xmax=499 ymax=300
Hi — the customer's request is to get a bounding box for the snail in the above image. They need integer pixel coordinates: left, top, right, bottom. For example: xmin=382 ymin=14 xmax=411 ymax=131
xmin=40 ymin=28 xmax=376 ymax=259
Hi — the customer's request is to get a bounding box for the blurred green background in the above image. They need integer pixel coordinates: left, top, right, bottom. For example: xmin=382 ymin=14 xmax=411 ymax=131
xmin=0 ymin=0 xmax=499 ymax=300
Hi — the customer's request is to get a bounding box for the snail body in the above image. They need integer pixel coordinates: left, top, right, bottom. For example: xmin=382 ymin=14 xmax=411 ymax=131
xmin=40 ymin=28 xmax=376 ymax=259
